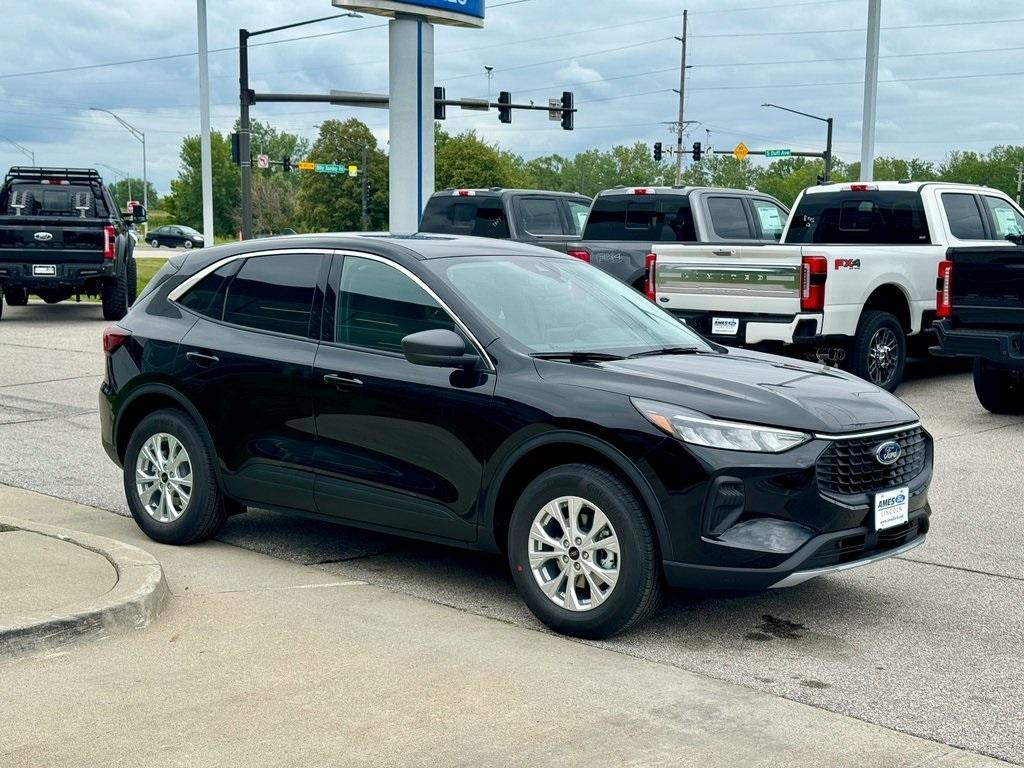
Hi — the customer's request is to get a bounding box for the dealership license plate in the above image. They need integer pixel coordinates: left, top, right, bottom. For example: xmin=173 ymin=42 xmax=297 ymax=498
xmin=874 ymin=486 xmax=909 ymax=531
xmin=711 ymin=317 xmax=739 ymax=336
xmin=32 ymin=264 xmax=56 ymax=277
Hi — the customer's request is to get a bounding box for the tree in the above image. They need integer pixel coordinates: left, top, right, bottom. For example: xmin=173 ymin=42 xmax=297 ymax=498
xmin=245 ymin=120 xmax=311 ymax=166
xmin=939 ymin=145 xmax=1024 ymax=198
xmin=297 ymin=119 xmax=388 ymax=232
xmin=435 ymin=127 xmax=523 ymax=190
xmin=163 ymin=131 xmax=240 ymax=236
xmin=106 ymin=178 xmax=159 ymax=213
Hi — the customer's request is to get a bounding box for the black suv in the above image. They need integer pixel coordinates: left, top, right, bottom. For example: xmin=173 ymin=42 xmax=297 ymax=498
xmin=100 ymin=235 xmax=932 ymax=638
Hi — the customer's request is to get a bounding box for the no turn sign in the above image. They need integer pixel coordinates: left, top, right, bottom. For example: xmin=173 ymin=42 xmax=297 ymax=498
xmin=256 ymin=154 xmax=270 ymax=169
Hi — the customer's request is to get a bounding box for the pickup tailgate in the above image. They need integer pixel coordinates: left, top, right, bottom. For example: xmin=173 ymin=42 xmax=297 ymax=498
xmin=0 ymin=217 xmax=106 ymax=262
xmin=949 ymin=245 xmax=1024 ymax=329
xmin=654 ymin=243 xmax=803 ymax=315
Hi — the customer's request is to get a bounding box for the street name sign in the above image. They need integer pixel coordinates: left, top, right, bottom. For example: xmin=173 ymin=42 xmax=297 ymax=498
xmin=765 ymin=149 xmax=792 ymax=158
xmin=315 ymin=163 xmax=347 ymax=175
xmin=733 ymin=142 xmax=749 ymax=161
xmin=332 ymin=0 xmax=485 ymax=27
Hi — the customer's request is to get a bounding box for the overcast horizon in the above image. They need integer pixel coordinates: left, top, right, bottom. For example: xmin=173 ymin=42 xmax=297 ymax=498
xmin=1 ymin=0 xmax=1020 ymax=194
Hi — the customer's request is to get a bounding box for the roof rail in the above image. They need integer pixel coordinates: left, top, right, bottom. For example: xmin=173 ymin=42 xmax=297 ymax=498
xmin=5 ymin=166 xmax=104 ymax=184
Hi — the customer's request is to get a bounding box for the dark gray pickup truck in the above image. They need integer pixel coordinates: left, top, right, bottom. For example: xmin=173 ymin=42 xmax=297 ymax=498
xmin=0 ymin=166 xmax=144 ymax=321
xmin=934 ymin=240 xmax=1024 ymax=413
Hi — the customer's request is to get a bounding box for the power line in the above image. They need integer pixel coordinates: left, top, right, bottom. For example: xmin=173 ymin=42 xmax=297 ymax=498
xmin=691 ymin=15 xmax=1024 ymax=38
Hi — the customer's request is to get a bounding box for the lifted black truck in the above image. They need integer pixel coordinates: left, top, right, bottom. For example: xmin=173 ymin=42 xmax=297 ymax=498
xmin=934 ymin=243 xmax=1024 ymax=413
xmin=0 ymin=166 xmax=144 ymax=321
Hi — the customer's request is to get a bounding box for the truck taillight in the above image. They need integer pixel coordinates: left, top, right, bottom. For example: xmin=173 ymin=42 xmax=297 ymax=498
xmin=567 ymin=249 xmax=591 ymax=263
xmin=644 ymin=252 xmax=657 ymax=302
xmin=103 ymin=225 xmax=116 ymax=260
xmin=102 ymin=326 xmax=131 ymax=353
xmin=800 ymin=255 xmax=827 ymax=312
xmin=936 ymin=259 xmax=953 ymax=318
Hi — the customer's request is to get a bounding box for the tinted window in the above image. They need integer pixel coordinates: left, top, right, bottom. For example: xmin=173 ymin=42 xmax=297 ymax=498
xmin=519 ymin=197 xmax=564 ymax=235
xmin=707 ymin=196 xmax=753 ymax=239
xmin=4 ymin=183 xmax=109 ymax=217
xmin=752 ymin=199 xmax=787 ymax=240
xmin=942 ymin=194 xmax=986 ymax=240
xmin=785 ymin=191 xmax=930 ymax=245
xmin=982 ymin=196 xmax=1024 ymax=241
xmin=567 ymin=201 xmax=590 ymax=236
xmin=178 ymin=262 xmax=238 ymax=318
xmin=222 ymin=253 xmax=322 ymax=336
xmin=420 ymin=196 xmax=510 ymax=238
xmin=582 ymin=195 xmax=697 ymax=242
xmin=336 ymin=256 xmax=456 ymax=353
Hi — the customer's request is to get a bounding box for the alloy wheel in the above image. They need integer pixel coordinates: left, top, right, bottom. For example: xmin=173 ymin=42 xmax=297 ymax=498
xmin=867 ymin=327 xmax=899 ymax=387
xmin=528 ymin=495 xmax=620 ymax=612
xmin=135 ymin=432 xmax=193 ymax=523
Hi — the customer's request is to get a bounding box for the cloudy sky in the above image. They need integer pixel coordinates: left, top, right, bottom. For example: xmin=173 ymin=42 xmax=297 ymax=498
xmin=1 ymin=0 xmax=1020 ymax=193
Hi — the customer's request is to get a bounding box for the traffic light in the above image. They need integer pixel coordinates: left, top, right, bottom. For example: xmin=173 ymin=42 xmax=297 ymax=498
xmin=498 ymin=91 xmax=512 ymax=124
xmin=282 ymin=156 xmax=292 ymax=173
xmin=692 ymin=141 xmax=703 ymax=162
xmin=561 ymin=91 xmax=574 ymax=131
xmin=230 ymin=132 xmax=241 ymax=165
xmin=434 ymin=86 xmax=446 ymax=120
xmin=653 ymin=142 xmax=663 ymax=162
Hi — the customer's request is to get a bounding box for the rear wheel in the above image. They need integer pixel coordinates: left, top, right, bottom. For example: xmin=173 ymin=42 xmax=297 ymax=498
xmin=102 ymin=257 xmax=134 ymax=320
xmin=124 ymin=409 xmax=227 ymax=544
xmin=973 ymin=358 xmax=1024 ymax=414
xmin=4 ymin=286 xmax=28 ymax=306
xmin=508 ymin=463 xmax=662 ymax=639
xmin=149 ymin=238 xmax=160 ymax=248
xmin=845 ymin=310 xmax=906 ymax=392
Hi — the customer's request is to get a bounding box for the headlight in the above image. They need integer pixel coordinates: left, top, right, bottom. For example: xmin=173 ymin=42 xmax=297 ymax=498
xmin=631 ymin=398 xmax=811 ymax=453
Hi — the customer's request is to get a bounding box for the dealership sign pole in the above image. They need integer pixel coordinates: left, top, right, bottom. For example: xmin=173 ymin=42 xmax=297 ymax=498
xmin=333 ymin=0 xmax=485 ymax=234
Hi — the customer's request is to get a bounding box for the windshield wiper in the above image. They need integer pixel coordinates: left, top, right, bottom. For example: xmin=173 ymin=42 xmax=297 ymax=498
xmin=627 ymin=346 xmax=702 ymax=359
xmin=531 ymin=351 xmax=626 ymax=362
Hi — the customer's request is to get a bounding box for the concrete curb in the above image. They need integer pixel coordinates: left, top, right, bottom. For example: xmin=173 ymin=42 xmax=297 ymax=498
xmin=0 ymin=516 xmax=169 ymax=656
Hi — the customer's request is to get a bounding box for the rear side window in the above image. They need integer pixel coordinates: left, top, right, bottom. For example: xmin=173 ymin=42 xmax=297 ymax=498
xmin=567 ymin=200 xmax=590 ymax=236
xmin=518 ymin=197 xmax=564 ymax=236
xmin=583 ymin=195 xmax=697 ymax=242
xmin=178 ymin=262 xmax=238 ymax=317
xmin=752 ymin=199 xmax=787 ymax=240
xmin=785 ymin=191 xmax=930 ymax=245
xmin=982 ymin=196 xmax=1024 ymax=241
xmin=942 ymin=194 xmax=987 ymax=240
xmin=222 ymin=253 xmax=323 ymax=337
xmin=707 ymin=196 xmax=753 ymax=239
xmin=420 ymin=196 xmax=510 ymax=239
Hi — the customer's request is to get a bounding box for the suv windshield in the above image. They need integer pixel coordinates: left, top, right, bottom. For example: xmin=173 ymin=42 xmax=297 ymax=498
xmin=785 ymin=191 xmax=930 ymax=245
xmin=582 ymin=195 xmax=697 ymax=242
xmin=430 ymin=255 xmax=711 ymax=356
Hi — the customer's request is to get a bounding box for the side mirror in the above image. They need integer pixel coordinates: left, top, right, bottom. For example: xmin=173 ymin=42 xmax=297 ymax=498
xmin=402 ymin=329 xmax=478 ymax=369
xmin=130 ymin=204 xmax=147 ymax=223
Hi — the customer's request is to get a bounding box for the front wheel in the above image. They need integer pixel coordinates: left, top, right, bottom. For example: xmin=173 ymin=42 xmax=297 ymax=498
xmin=845 ymin=310 xmax=906 ymax=392
xmin=507 ymin=464 xmax=662 ymax=639
xmin=973 ymin=358 xmax=1024 ymax=414
xmin=183 ymin=240 xmax=193 ymax=250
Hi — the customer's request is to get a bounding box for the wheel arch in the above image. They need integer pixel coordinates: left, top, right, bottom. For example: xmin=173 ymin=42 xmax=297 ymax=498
xmin=482 ymin=431 xmax=673 ymax=561
xmin=862 ymin=281 xmax=914 ymax=334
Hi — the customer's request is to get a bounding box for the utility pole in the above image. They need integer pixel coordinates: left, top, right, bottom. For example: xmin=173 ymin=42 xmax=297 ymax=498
xmin=361 ymin=144 xmax=370 ymax=231
xmin=239 ymin=28 xmax=253 ymax=240
xmin=1016 ymin=162 xmax=1023 ymax=205
xmin=673 ymin=10 xmax=688 ymax=185
xmin=860 ymin=0 xmax=882 ymax=181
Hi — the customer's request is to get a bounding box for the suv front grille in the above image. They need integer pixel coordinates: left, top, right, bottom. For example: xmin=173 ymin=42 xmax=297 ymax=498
xmin=816 ymin=426 xmax=928 ymax=497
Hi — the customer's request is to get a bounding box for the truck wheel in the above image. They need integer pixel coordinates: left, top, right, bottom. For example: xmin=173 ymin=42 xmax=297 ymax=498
xmin=4 ymin=286 xmax=28 ymax=306
xmin=126 ymin=254 xmax=138 ymax=305
xmin=507 ymin=463 xmax=662 ymax=639
xmin=973 ymin=359 xmax=1024 ymax=414
xmin=101 ymin=258 xmax=132 ymax=321
xmin=846 ymin=310 xmax=906 ymax=392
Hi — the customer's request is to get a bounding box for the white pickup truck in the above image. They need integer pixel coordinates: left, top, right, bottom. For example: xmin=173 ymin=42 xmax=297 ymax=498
xmin=651 ymin=181 xmax=1024 ymax=390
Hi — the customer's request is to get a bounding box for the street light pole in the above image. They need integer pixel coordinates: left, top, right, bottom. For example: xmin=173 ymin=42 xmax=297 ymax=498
xmin=761 ymin=102 xmax=835 ymax=182
xmin=197 ymin=0 xmax=214 ymax=245
xmin=95 ymin=162 xmax=131 ymax=208
xmin=90 ymin=107 xmax=148 ymax=234
xmin=2 ymin=136 xmax=35 ymax=166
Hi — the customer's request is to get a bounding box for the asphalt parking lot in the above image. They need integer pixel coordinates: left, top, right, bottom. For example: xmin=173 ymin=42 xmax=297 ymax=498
xmin=1 ymin=300 xmax=1022 ymax=764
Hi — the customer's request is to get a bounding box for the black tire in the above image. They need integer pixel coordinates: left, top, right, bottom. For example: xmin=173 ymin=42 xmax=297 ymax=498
xmin=149 ymin=239 xmax=160 ymax=248
xmin=123 ymin=409 xmax=227 ymax=544
xmin=183 ymin=240 xmax=193 ymax=250
xmin=4 ymin=286 xmax=28 ymax=306
xmin=507 ymin=463 xmax=662 ymax=639
xmin=973 ymin=358 xmax=1024 ymax=414
xmin=101 ymin=257 xmax=133 ymax=321
xmin=845 ymin=310 xmax=906 ymax=392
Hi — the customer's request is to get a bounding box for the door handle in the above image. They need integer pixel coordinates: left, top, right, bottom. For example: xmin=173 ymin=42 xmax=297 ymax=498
xmin=324 ymin=373 xmax=363 ymax=389
xmin=712 ymin=249 xmax=737 ymax=257
xmin=186 ymin=351 xmax=220 ymax=367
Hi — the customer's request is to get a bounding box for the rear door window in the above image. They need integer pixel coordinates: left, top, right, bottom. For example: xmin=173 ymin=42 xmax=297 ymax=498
xmin=222 ymin=253 xmax=324 ymax=337
xmin=942 ymin=194 xmax=987 ymax=241
xmin=420 ymin=196 xmax=510 ymax=239
xmin=582 ymin=195 xmax=697 ymax=242
xmin=566 ymin=200 xmax=590 ymax=236
xmin=982 ymin=196 xmax=1024 ymax=241
xmin=784 ymin=191 xmax=931 ymax=245
xmin=706 ymin=196 xmax=754 ymax=239
xmin=751 ymin=199 xmax=787 ymax=240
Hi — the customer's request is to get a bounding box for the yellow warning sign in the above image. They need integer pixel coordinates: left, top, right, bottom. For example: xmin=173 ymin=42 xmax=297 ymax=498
xmin=298 ymin=161 xmax=316 ymax=171
xmin=733 ymin=142 xmax=749 ymax=161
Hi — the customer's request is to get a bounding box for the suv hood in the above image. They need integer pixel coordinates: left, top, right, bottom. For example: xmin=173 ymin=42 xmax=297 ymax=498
xmin=535 ymin=347 xmax=918 ymax=434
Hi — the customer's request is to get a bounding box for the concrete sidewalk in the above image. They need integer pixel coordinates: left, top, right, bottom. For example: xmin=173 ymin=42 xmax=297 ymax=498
xmin=0 ymin=484 xmax=1011 ymax=768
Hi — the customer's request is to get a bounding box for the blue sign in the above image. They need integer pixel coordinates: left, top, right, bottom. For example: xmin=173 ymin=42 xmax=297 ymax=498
xmin=333 ymin=0 xmax=485 ymax=27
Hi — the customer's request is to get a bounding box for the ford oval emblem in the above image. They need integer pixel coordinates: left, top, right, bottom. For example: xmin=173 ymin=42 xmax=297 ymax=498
xmin=875 ymin=441 xmax=902 ymax=466
xmin=34 ymin=231 xmax=53 ymax=242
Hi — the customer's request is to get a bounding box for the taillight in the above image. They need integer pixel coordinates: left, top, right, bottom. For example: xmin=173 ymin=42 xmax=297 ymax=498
xmin=102 ymin=326 xmax=131 ymax=353
xmin=644 ymin=252 xmax=657 ymax=302
xmin=103 ymin=225 xmax=116 ymax=260
xmin=936 ymin=259 xmax=953 ymax=318
xmin=567 ymin=249 xmax=591 ymax=263
xmin=800 ymin=255 xmax=827 ymax=311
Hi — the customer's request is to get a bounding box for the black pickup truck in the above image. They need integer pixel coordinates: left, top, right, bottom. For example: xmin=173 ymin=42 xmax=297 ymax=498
xmin=934 ymin=243 xmax=1024 ymax=413
xmin=0 ymin=166 xmax=144 ymax=321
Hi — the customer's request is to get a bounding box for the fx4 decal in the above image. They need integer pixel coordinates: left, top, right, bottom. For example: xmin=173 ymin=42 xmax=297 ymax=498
xmin=835 ymin=258 xmax=862 ymax=270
